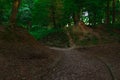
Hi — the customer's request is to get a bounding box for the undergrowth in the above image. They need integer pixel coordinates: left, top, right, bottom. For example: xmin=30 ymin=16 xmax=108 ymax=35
xmin=29 ymin=27 xmax=70 ymax=47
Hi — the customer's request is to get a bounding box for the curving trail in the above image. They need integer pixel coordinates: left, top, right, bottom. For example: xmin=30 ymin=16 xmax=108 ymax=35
xmin=42 ymin=47 xmax=113 ymax=80
xmin=0 ymin=44 xmax=119 ymax=80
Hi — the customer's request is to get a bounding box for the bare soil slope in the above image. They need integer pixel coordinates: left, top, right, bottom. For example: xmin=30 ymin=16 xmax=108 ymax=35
xmin=0 ymin=26 xmax=59 ymax=79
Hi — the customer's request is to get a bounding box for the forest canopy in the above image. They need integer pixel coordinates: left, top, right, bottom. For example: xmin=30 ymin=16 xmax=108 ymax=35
xmin=0 ymin=0 xmax=120 ymax=27
xmin=0 ymin=0 xmax=120 ymax=47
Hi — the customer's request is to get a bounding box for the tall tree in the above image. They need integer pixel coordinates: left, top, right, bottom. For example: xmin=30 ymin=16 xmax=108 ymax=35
xmin=72 ymin=0 xmax=85 ymax=25
xmin=50 ymin=3 xmax=57 ymax=28
xmin=112 ymin=0 xmax=116 ymax=24
xmin=9 ymin=0 xmax=21 ymax=27
xmin=106 ymin=0 xmax=110 ymax=24
xmin=72 ymin=12 xmax=80 ymax=25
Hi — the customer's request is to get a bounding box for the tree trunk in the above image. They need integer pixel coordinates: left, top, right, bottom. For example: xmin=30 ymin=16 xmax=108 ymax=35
xmin=93 ymin=12 xmax=97 ymax=26
xmin=106 ymin=0 xmax=110 ymax=24
xmin=73 ymin=12 xmax=80 ymax=26
xmin=9 ymin=0 xmax=21 ymax=27
xmin=88 ymin=12 xmax=92 ymax=26
xmin=51 ymin=5 xmax=57 ymax=28
xmin=112 ymin=0 xmax=116 ymax=24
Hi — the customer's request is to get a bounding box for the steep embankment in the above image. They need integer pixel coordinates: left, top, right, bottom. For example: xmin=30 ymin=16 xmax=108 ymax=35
xmin=0 ymin=26 xmax=59 ymax=79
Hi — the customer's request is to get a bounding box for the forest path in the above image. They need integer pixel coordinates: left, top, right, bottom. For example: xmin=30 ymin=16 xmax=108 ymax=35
xmin=42 ymin=47 xmax=113 ymax=80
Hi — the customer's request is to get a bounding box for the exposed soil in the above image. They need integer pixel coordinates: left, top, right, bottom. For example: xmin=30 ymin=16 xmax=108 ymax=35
xmin=42 ymin=47 xmax=112 ymax=80
xmin=76 ymin=43 xmax=120 ymax=80
xmin=0 ymin=25 xmax=120 ymax=80
xmin=0 ymin=26 xmax=59 ymax=80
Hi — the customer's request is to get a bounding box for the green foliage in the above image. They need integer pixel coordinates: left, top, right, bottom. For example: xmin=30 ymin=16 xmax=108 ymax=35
xmin=1 ymin=0 xmax=120 ymax=26
xmin=41 ymin=28 xmax=70 ymax=47
xmin=0 ymin=0 xmax=12 ymax=24
xmin=29 ymin=26 xmax=54 ymax=40
xmin=30 ymin=27 xmax=69 ymax=47
xmin=32 ymin=0 xmax=50 ymax=26
xmin=1 ymin=0 xmax=120 ymax=47
xmin=18 ymin=0 xmax=32 ymax=25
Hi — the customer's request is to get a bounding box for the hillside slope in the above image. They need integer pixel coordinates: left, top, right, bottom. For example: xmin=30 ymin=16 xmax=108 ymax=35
xmin=0 ymin=26 xmax=59 ymax=79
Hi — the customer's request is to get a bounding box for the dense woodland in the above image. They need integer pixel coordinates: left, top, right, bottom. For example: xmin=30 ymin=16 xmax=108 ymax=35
xmin=0 ymin=0 xmax=120 ymax=26
xmin=0 ymin=0 xmax=120 ymax=47
xmin=1 ymin=0 xmax=120 ymax=80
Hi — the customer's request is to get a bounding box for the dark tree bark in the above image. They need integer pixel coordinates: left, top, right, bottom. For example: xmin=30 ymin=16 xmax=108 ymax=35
xmin=106 ymin=0 xmax=110 ymax=24
xmin=73 ymin=12 xmax=80 ymax=26
xmin=9 ymin=0 xmax=21 ymax=27
xmin=112 ymin=0 xmax=116 ymax=24
xmin=92 ymin=11 xmax=97 ymax=26
xmin=50 ymin=5 xmax=57 ymax=28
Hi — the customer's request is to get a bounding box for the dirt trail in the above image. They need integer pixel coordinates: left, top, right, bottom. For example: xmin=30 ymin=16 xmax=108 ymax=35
xmin=42 ymin=47 xmax=113 ymax=80
xmin=77 ymin=44 xmax=120 ymax=80
xmin=0 ymin=43 xmax=119 ymax=80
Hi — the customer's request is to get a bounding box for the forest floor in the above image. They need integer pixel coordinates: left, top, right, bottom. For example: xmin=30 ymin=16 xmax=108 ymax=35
xmin=0 ymin=25 xmax=120 ymax=80
xmin=42 ymin=44 xmax=120 ymax=80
